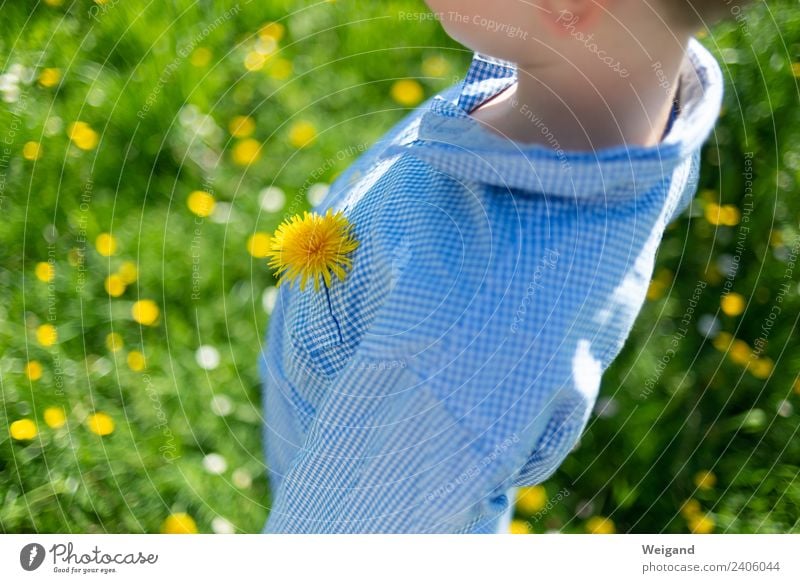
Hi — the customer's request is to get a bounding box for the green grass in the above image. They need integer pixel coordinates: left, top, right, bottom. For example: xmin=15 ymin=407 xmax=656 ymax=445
xmin=1 ymin=0 xmax=799 ymax=534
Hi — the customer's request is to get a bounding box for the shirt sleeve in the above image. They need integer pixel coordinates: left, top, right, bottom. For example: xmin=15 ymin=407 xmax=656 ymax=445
xmin=264 ymin=270 xmax=596 ymax=533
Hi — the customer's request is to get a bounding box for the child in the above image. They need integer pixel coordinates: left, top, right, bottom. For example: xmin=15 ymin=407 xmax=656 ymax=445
xmin=259 ymin=0 xmax=750 ymax=533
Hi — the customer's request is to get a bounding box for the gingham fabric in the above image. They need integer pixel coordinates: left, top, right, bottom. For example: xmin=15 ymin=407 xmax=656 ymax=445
xmin=259 ymin=39 xmax=723 ymax=533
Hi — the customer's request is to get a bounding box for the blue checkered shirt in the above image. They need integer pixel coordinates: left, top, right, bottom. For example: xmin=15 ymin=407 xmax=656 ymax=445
xmin=259 ymin=39 xmax=723 ymax=533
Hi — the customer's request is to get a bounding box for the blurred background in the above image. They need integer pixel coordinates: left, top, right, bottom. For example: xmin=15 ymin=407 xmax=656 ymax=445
xmin=0 ymin=0 xmax=798 ymax=534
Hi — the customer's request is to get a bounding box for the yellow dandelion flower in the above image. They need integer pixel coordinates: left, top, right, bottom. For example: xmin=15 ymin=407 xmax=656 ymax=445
xmin=259 ymin=21 xmax=285 ymax=42
xmin=10 ymin=418 xmax=38 ymax=441
xmin=267 ymin=58 xmax=293 ymax=80
xmin=118 ymin=261 xmax=138 ymax=284
xmin=515 ymin=485 xmax=547 ymax=515
xmin=719 ymin=205 xmax=740 ymax=226
xmin=39 ymin=67 xmax=61 ymax=87
xmin=86 ymin=412 xmax=114 ymax=436
xmin=244 ymin=51 xmax=266 ymax=71
xmin=106 ymin=332 xmax=124 ymax=352
xmin=750 ymin=357 xmax=773 ymax=379
xmin=247 ymin=232 xmax=271 ymax=258
xmin=35 ymin=261 xmax=55 ymax=282
xmin=67 ymin=121 xmax=99 ymax=150
xmin=729 ymin=339 xmax=752 ymax=366
xmin=693 ymin=470 xmax=717 ymax=491
xmin=688 ymin=513 xmax=715 ymax=534
xmin=23 ymin=141 xmax=42 ymax=161
xmin=187 ymin=190 xmax=216 ymax=217
xmin=288 ymin=120 xmax=317 ymax=149
xmin=390 ymin=79 xmax=424 ymax=107
xmin=132 ymin=300 xmax=160 ymax=326
xmin=25 ymin=360 xmax=43 ymax=381
xmin=266 ymin=209 xmax=359 ymax=291
xmin=232 ymin=138 xmax=261 ymax=166
xmin=712 ymin=331 xmax=732 ymax=352
xmin=127 ymin=350 xmax=146 ymax=372
xmin=44 ymin=407 xmax=66 ymax=429
xmin=229 ymin=115 xmax=255 ymax=138
xmin=586 ymin=516 xmax=616 ymax=534
xmin=44 ymin=0 xmax=64 ymax=7
xmin=509 ymin=519 xmax=530 ymax=534
xmin=161 ymin=512 xmax=198 ymax=534
xmin=680 ymin=499 xmax=702 ymax=519
xmin=720 ymin=292 xmax=745 ymax=317
xmin=36 ymin=323 xmax=58 ymax=347
xmin=104 ymin=274 xmax=126 ymax=297
xmin=190 ymin=47 xmax=212 ymax=67
xmin=95 ymin=232 xmax=118 ymax=256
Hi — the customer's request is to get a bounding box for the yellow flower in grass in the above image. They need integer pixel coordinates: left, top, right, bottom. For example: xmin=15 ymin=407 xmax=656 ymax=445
xmin=792 ymin=62 xmax=800 ymax=78
xmin=688 ymin=513 xmax=715 ymax=534
xmin=190 ymin=47 xmax=212 ymax=67
xmin=95 ymin=232 xmax=118 ymax=256
xmin=132 ymin=300 xmax=160 ymax=326
xmin=680 ymin=499 xmax=701 ymax=519
xmin=729 ymin=339 xmax=752 ymax=366
xmin=232 ymin=138 xmax=261 ymax=166
xmin=127 ymin=350 xmax=146 ymax=372
xmin=247 ymin=232 xmax=271 ymax=258
xmin=86 ymin=412 xmax=114 ymax=436
xmin=693 ymin=470 xmax=717 ymax=491
xmin=259 ymin=22 xmax=285 ymax=42
xmin=266 ymin=209 xmax=359 ymax=291
xmin=390 ymin=79 xmax=424 ymax=107
xmin=161 ymin=512 xmax=198 ymax=534
xmin=118 ymin=261 xmax=138 ymax=284
xmin=44 ymin=407 xmax=66 ymax=429
xmin=712 ymin=332 xmax=732 ymax=351
xmin=67 ymin=121 xmax=99 ymax=150
xmin=35 ymin=261 xmax=54 ymax=282
xmin=229 ymin=115 xmax=255 ymax=138
xmin=187 ymin=190 xmax=216 ymax=217
xmin=39 ymin=67 xmax=61 ymax=87
xmin=36 ymin=323 xmax=58 ymax=347
xmin=288 ymin=120 xmax=317 ymax=148
xmin=10 ymin=418 xmax=38 ymax=441
xmin=23 ymin=141 xmax=42 ymax=161
xmin=509 ymin=519 xmax=530 ymax=534
xmin=25 ymin=360 xmax=43 ymax=381
xmin=106 ymin=332 xmax=124 ymax=352
xmin=586 ymin=516 xmax=616 ymax=534
xmin=104 ymin=274 xmax=126 ymax=297
xmin=750 ymin=357 xmax=774 ymax=379
xmin=515 ymin=485 xmax=547 ymax=515
xmin=720 ymin=292 xmax=745 ymax=317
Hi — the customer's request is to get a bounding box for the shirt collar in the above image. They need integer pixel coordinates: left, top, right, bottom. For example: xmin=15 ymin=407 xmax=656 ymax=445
xmin=398 ymin=38 xmax=723 ymax=200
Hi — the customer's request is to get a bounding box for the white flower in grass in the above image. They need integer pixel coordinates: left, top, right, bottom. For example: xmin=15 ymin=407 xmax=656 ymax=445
xmin=202 ymin=453 xmax=227 ymax=475
xmin=232 ymin=468 xmax=252 ymax=489
xmin=262 ymin=286 xmax=278 ymax=314
xmin=211 ymin=516 xmax=235 ymax=534
xmin=210 ymin=394 xmax=233 ymax=417
xmin=196 ymin=345 xmax=220 ymax=370
xmin=259 ymin=186 xmax=285 ymax=213
xmin=307 ymin=182 xmax=329 ymax=207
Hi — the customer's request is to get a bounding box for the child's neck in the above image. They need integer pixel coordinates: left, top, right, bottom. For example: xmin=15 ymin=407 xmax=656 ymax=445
xmin=469 ymin=40 xmax=691 ymax=151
